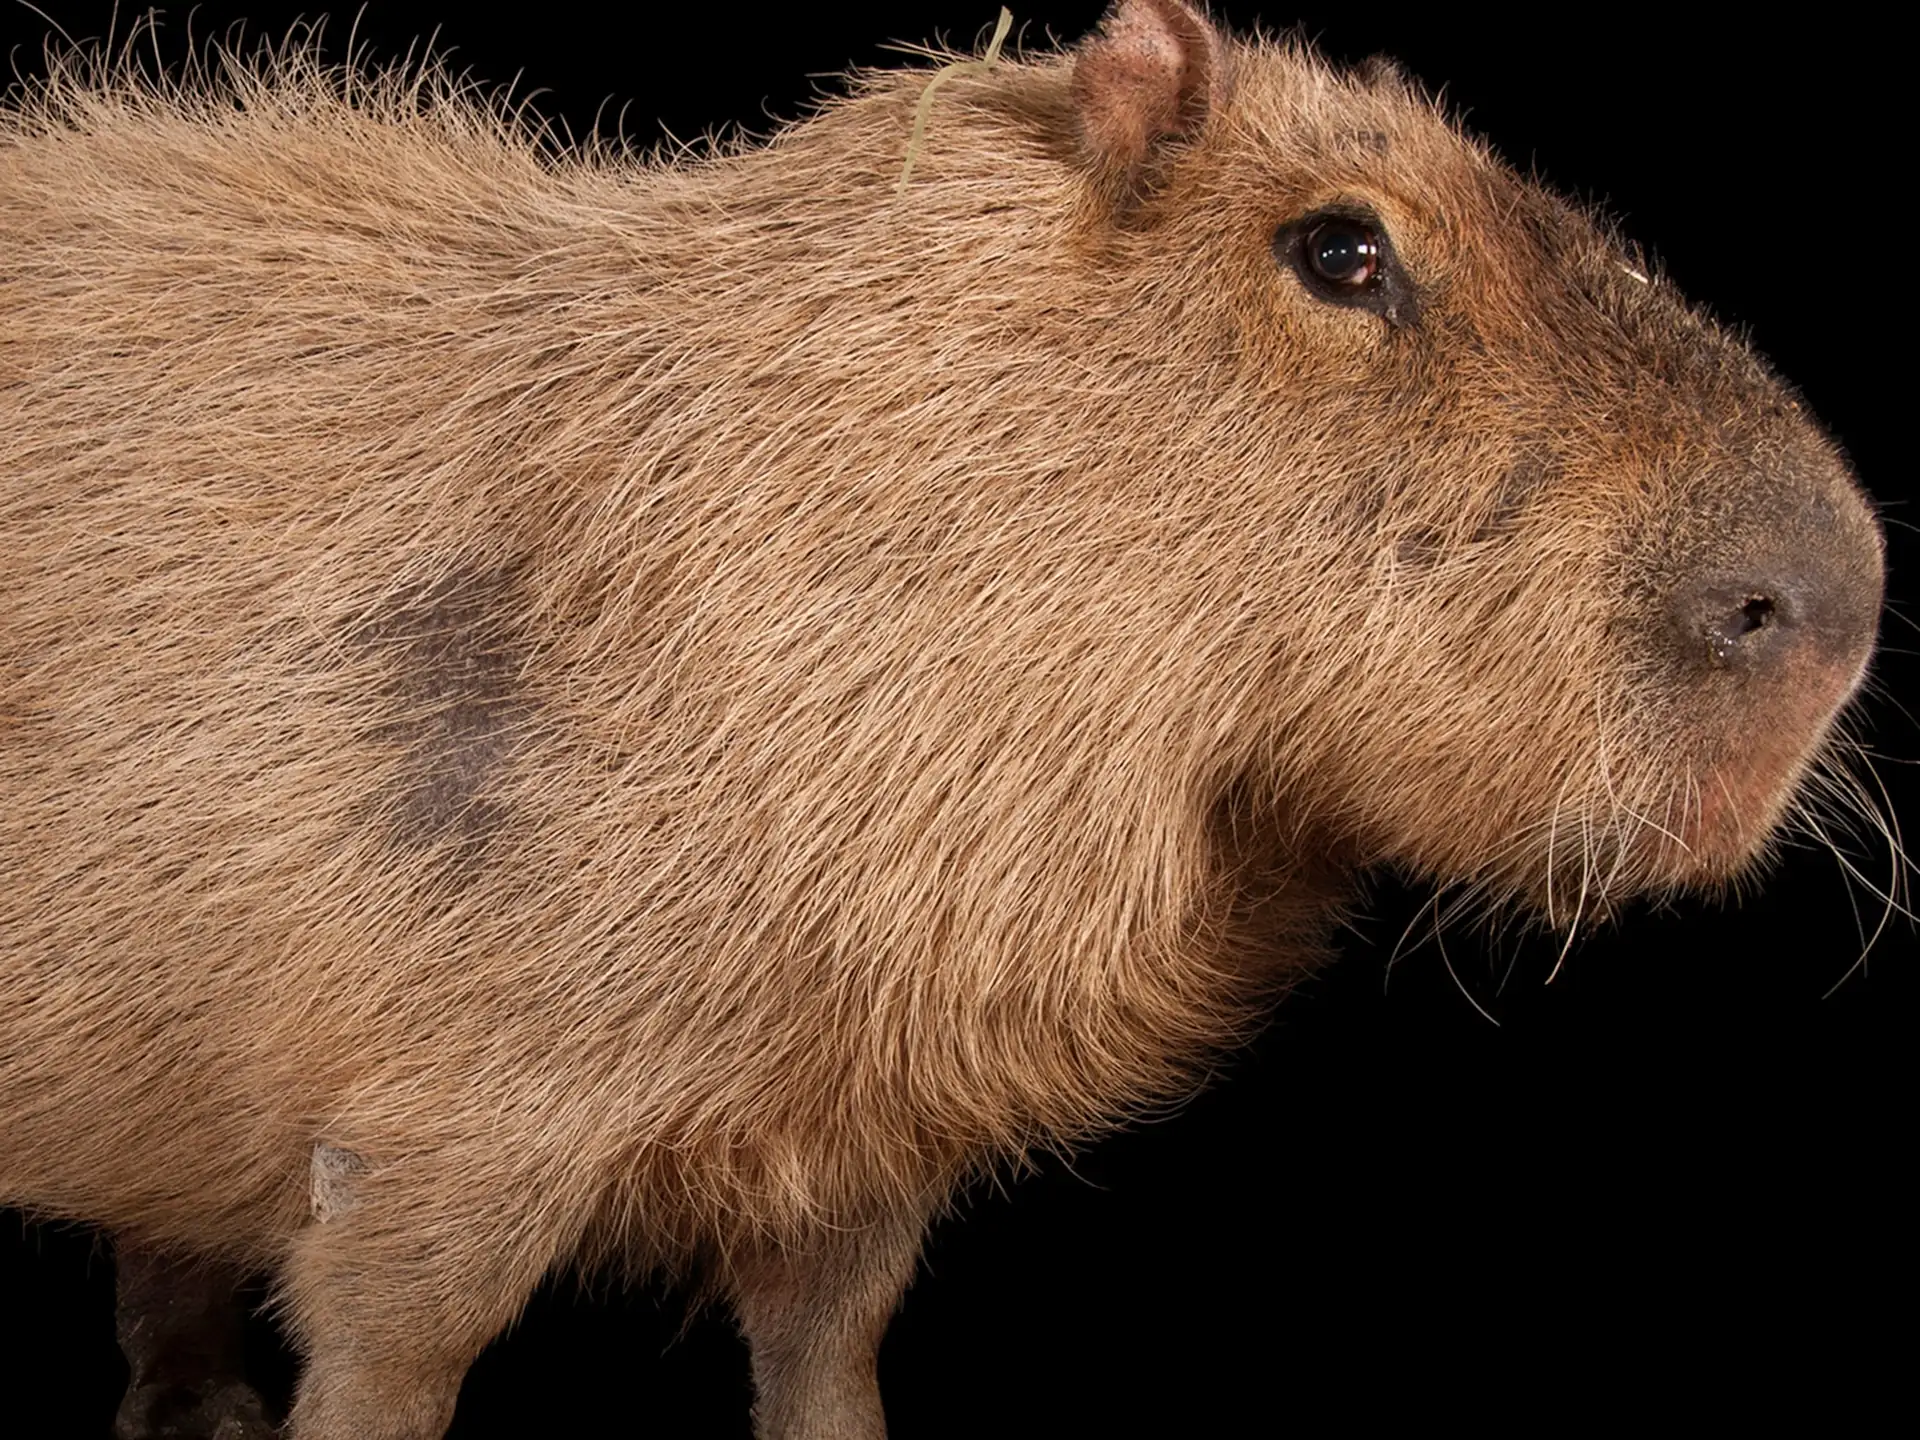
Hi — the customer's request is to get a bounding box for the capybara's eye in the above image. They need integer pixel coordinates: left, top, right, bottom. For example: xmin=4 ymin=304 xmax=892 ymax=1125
xmin=1273 ymin=206 xmax=1418 ymax=326
xmin=1304 ymin=219 xmax=1381 ymax=287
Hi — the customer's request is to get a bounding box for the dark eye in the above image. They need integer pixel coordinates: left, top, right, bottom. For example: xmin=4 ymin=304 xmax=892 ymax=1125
xmin=1304 ymin=219 xmax=1381 ymax=287
xmin=1273 ymin=206 xmax=1419 ymax=327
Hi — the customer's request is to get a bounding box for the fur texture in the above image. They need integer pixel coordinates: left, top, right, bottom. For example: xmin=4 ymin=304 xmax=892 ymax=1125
xmin=0 ymin=3 xmax=1885 ymax=1436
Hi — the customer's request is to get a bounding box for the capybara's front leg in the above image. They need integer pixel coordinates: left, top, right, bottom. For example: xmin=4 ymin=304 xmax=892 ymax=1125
xmin=112 ymin=1244 xmax=275 ymax=1440
xmin=731 ymin=1206 xmax=930 ymax=1440
xmin=276 ymin=1141 xmax=583 ymax=1440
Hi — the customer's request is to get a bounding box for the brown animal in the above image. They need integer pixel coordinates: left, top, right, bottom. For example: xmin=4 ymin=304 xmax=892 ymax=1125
xmin=0 ymin=2 xmax=1887 ymax=1436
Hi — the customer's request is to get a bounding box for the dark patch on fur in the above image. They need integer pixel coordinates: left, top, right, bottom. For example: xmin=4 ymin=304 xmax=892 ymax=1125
xmin=1329 ymin=454 xmax=1405 ymax=538
xmin=351 ymin=564 xmax=534 ymax=870
xmin=1395 ymin=524 xmax=1446 ymax=568
xmin=1472 ymin=447 xmax=1559 ymax=543
xmin=1383 ymin=444 xmax=1559 ymax=567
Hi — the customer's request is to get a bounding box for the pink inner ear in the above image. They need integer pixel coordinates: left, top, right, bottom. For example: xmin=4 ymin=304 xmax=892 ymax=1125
xmin=1071 ymin=0 xmax=1218 ymax=181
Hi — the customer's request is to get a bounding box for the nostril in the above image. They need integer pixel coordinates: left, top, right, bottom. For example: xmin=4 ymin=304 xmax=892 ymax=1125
xmin=1680 ymin=582 xmax=1794 ymax=668
xmin=1736 ymin=594 xmax=1775 ymax=635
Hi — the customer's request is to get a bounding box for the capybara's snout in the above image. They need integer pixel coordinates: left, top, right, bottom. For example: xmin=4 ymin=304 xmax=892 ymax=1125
xmin=1624 ymin=443 xmax=1885 ymax=879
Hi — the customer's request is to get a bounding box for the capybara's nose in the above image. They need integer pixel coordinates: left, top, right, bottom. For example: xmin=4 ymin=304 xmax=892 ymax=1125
xmin=1668 ymin=517 xmax=1883 ymax=681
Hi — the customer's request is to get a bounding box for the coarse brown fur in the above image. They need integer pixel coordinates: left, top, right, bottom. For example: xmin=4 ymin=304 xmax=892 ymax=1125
xmin=0 ymin=3 xmax=1888 ymax=1436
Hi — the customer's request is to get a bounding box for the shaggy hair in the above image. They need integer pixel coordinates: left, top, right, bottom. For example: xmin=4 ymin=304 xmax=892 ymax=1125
xmin=0 ymin=2 xmax=1886 ymax=1436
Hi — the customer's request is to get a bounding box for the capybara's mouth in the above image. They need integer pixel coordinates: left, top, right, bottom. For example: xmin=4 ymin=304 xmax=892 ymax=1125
xmin=1494 ymin=677 xmax=1868 ymax=925
xmin=1663 ymin=643 xmax=1874 ymax=883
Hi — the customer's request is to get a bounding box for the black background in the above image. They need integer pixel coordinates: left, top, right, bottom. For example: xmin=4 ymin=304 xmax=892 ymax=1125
xmin=1 ymin=3 xmax=1911 ymax=1435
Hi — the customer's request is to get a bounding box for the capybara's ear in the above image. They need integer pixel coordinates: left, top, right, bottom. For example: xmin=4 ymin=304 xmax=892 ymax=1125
xmin=1071 ymin=0 xmax=1223 ymax=199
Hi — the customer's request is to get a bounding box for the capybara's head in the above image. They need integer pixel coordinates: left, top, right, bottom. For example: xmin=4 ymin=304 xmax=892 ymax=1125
xmin=1052 ymin=0 xmax=1883 ymax=922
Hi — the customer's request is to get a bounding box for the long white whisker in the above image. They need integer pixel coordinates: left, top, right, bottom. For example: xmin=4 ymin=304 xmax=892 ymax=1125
xmin=1435 ymin=914 xmax=1499 ymax=1027
xmin=1801 ymin=742 xmax=1915 ymax=997
xmin=1543 ymin=770 xmax=1570 ymax=932
xmin=1547 ymin=804 xmax=1594 ymax=984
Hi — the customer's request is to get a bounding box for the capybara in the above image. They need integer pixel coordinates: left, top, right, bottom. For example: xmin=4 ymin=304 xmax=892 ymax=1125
xmin=0 ymin=2 xmax=1888 ymax=1436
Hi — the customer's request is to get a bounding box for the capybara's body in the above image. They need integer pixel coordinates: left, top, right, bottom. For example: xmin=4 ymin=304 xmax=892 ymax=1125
xmin=0 ymin=4 xmax=1885 ymax=1436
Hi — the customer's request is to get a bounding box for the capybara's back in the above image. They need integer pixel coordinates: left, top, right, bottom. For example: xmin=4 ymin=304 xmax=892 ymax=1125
xmin=0 ymin=4 xmax=1886 ymax=1437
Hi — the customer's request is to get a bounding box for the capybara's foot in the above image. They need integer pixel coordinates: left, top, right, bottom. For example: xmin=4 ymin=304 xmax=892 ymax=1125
xmin=114 ymin=1378 xmax=277 ymax=1440
xmin=114 ymin=1244 xmax=276 ymax=1439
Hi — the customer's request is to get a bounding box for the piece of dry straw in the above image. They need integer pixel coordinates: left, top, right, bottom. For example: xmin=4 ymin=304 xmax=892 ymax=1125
xmin=896 ymin=7 xmax=1015 ymax=194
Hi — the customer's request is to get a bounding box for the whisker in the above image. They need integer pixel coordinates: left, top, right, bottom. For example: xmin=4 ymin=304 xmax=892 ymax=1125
xmin=1800 ymin=744 xmax=1915 ymax=997
xmin=1543 ymin=768 xmax=1574 ymax=932
xmin=1382 ymin=890 xmax=1433 ymax=995
xmin=1546 ymin=805 xmax=1594 ymax=984
xmin=1434 ymin=913 xmax=1499 ymax=1027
